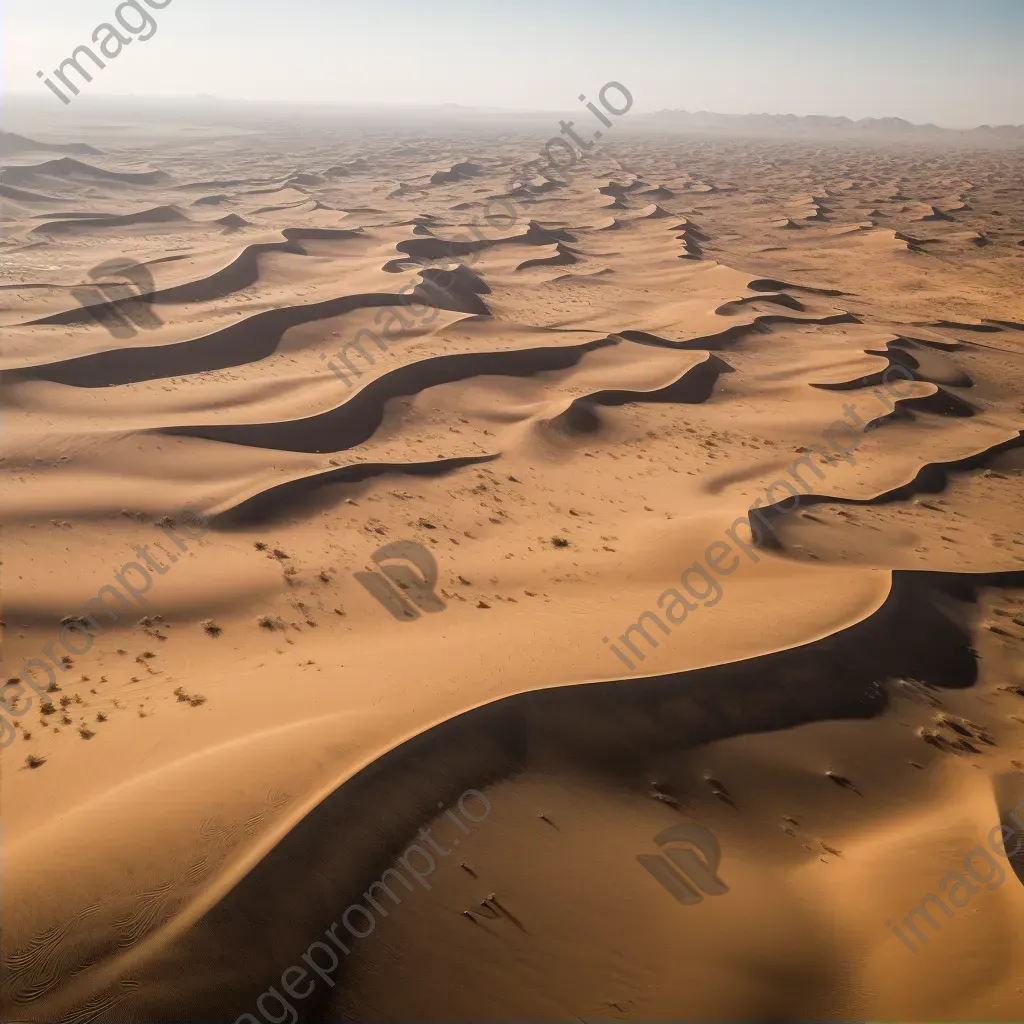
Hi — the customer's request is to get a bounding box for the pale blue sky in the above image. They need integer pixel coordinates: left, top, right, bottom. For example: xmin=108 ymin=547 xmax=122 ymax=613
xmin=5 ymin=0 xmax=1023 ymax=126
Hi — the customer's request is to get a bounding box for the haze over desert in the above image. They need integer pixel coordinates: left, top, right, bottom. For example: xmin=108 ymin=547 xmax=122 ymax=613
xmin=2 ymin=0 xmax=1024 ymax=1020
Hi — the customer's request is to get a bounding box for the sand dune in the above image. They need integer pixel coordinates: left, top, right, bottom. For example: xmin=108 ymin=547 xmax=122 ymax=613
xmin=0 ymin=131 xmax=101 ymax=157
xmin=30 ymin=205 xmax=191 ymax=234
xmin=1 ymin=156 xmax=170 ymax=186
xmin=2 ymin=110 xmax=1023 ymax=1024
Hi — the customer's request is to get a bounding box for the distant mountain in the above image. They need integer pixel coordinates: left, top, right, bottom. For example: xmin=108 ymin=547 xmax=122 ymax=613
xmin=644 ymin=110 xmax=1024 ymax=141
xmin=0 ymin=132 xmax=102 ymax=157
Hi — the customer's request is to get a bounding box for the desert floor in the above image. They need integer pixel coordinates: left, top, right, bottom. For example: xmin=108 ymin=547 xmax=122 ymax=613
xmin=2 ymin=108 xmax=1024 ymax=1021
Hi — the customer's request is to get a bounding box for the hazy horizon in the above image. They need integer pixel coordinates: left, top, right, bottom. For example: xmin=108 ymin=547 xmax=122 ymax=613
xmin=3 ymin=92 xmax=1023 ymax=132
xmin=4 ymin=0 xmax=1023 ymax=129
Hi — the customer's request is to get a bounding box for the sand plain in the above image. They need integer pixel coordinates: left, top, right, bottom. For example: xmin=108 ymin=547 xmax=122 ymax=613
xmin=1 ymin=107 xmax=1024 ymax=1021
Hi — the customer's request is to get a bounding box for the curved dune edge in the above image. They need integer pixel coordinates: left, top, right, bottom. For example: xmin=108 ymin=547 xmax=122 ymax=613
xmin=154 ymin=343 xmax=721 ymax=456
xmin=15 ymin=226 xmax=370 ymax=330
xmin=161 ymin=350 xmax=727 ymax=521
xmin=808 ymin=336 xmax=975 ymax=390
xmin=20 ymin=563 xmax=1024 ymax=1022
xmin=0 ymin=157 xmax=169 ymax=186
xmin=8 ymin=286 xmax=467 ymax=386
xmin=210 ymin=453 xmax=502 ymax=525
xmin=192 ymin=397 xmax=1018 ymax=530
xmin=756 ymin=427 xmax=1024 ymax=531
xmin=612 ymin=309 xmax=860 ymax=352
xmin=7 ymin=567 xmax=897 ymax=1020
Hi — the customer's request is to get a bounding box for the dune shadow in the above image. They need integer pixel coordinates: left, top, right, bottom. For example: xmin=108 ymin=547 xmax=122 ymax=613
xmin=28 ymin=569 xmax=1012 ymax=1022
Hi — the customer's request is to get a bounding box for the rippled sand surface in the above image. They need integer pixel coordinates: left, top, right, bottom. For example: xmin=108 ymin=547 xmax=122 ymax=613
xmin=2 ymin=108 xmax=1024 ymax=1021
